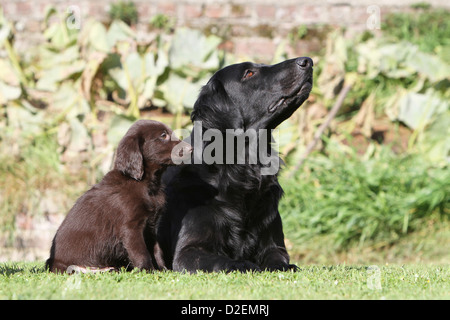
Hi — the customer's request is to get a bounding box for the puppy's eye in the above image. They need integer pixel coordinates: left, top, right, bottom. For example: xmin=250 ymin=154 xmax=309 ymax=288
xmin=160 ymin=132 xmax=169 ymax=140
xmin=243 ymin=70 xmax=255 ymax=80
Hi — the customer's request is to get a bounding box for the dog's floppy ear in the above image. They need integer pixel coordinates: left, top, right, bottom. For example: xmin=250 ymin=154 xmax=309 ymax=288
xmin=191 ymin=78 xmax=244 ymax=130
xmin=114 ymin=134 xmax=144 ymax=181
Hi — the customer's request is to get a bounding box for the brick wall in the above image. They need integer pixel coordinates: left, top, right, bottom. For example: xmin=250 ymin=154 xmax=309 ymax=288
xmin=1 ymin=0 xmax=449 ymax=61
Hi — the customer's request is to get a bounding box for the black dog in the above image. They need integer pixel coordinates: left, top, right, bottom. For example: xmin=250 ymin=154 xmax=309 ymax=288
xmin=46 ymin=120 xmax=192 ymax=273
xmin=156 ymin=57 xmax=313 ymax=272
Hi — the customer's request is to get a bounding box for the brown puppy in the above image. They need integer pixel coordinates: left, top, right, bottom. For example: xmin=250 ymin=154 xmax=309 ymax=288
xmin=46 ymin=120 xmax=191 ymax=273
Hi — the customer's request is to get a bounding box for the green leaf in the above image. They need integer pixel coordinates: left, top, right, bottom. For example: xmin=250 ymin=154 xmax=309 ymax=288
xmin=43 ymin=6 xmax=58 ymax=27
xmin=36 ymin=60 xmax=86 ymax=91
xmin=169 ymin=28 xmax=221 ymax=72
xmin=37 ymin=45 xmax=80 ymax=69
xmin=5 ymin=101 xmax=45 ymax=136
xmin=106 ymin=20 xmax=136 ymax=49
xmin=416 ymin=111 xmax=450 ymax=164
xmin=0 ymin=20 xmax=11 ymax=44
xmin=0 ymin=82 xmax=21 ymax=104
xmin=107 ymin=115 xmax=134 ymax=147
xmin=0 ymin=59 xmax=20 ymax=86
xmin=65 ymin=116 xmax=91 ymax=154
xmin=80 ymin=20 xmax=109 ymax=53
xmin=51 ymin=82 xmax=90 ymax=118
xmin=145 ymin=50 xmax=168 ymax=78
xmin=159 ymin=73 xmax=206 ymax=113
xmin=405 ymin=50 xmax=450 ymax=82
xmin=397 ymin=91 xmax=448 ymax=129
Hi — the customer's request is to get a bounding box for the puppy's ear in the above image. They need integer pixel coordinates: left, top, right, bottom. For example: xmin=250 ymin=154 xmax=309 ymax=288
xmin=114 ymin=135 xmax=144 ymax=181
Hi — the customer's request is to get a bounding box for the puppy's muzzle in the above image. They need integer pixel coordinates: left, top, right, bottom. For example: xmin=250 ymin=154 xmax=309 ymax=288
xmin=171 ymin=141 xmax=193 ymax=164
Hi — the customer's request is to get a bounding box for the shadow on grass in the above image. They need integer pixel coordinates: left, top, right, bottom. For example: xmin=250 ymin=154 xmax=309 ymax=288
xmin=0 ymin=263 xmax=45 ymax=276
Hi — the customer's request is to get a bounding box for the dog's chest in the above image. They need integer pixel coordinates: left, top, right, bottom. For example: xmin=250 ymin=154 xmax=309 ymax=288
xmin=223 ymin=185 xmax=281 ymax=259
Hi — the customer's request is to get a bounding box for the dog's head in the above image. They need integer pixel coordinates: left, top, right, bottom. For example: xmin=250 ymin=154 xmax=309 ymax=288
xmin=114 ymin=120 xmax=192 ymax=181
xmin=191 ymin=57 xmax=313 ymax=130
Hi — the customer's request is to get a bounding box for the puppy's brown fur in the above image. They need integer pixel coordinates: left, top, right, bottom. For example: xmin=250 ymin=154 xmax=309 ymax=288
xmin=46 ymin=120 xmax=191 ymax=273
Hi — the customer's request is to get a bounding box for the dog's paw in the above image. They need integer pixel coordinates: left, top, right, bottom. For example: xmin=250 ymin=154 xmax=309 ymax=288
xmin=264 ymin=263 xmax=300 ymax=272
xmin=286 ymin=264 xmax=300 ymax=272
xmin=227 ymin=260 xmax=261 ymax=273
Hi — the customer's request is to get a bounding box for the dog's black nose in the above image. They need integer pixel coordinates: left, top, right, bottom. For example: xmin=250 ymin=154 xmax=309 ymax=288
xmin=296 ymin=57 xmax=313 ymax=69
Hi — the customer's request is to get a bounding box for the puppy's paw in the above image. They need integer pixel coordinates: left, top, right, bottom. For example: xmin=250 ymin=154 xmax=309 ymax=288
xmin=66 ymin=265 xmax=116 ymax=274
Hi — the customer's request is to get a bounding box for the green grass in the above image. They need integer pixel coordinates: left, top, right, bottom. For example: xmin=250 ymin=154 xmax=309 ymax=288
xmin=0 ymin=262 xmax=447 ymax=300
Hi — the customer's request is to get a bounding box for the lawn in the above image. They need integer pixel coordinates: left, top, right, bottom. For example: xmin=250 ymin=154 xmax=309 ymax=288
xmin=0 ymin=262 xmax=447 ymax=300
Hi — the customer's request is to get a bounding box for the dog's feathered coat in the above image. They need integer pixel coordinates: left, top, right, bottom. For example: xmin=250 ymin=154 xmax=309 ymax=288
xmin=157 ymin=57 xmax=313 ymax=272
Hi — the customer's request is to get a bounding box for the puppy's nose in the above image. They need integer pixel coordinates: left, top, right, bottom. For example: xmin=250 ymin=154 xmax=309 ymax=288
xmin=296 ymin=57 xmax=313 ymax=69
xmin=184 ymin=144 xmax=193 ymax=155
xmin=178 ymin=142 xmax=193 ymax=157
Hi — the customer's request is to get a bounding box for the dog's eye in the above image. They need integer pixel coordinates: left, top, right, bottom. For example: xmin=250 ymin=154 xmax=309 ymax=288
xmin=160 ymin=132 xmax=168 ymax=140
xmin=243 ymin=70 xmax=255 ymax=80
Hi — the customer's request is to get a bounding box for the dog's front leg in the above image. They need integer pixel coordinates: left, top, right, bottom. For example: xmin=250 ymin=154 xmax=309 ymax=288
xmin=122 ymin=226 xmax=155 ymax=271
